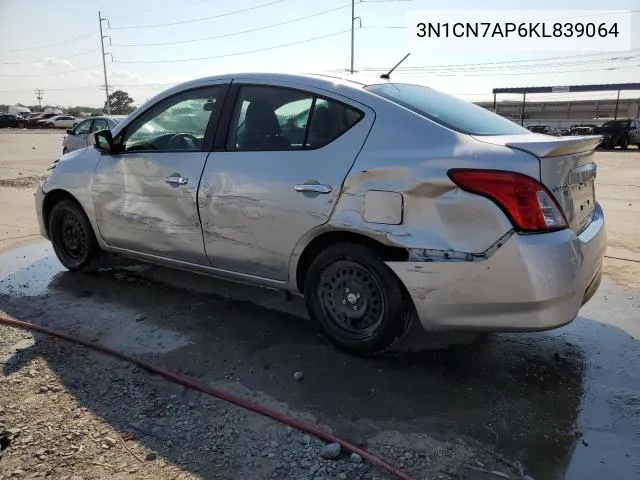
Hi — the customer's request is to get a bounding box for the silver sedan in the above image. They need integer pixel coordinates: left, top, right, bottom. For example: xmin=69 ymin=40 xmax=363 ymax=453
xmin=62 ymin=116 xmax=126 ymax=154
xmin=35 ymin=73 xmax=606 ymax=355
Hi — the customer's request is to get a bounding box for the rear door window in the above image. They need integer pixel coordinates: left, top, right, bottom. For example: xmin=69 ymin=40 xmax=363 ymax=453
xmin=365 ymin=83 xmax=530 ymax=136
xmin=226 ymin=85 xmax=364 ymax=150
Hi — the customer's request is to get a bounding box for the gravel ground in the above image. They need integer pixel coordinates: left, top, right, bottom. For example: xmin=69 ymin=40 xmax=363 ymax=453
xmin=0 ymin=323 xmax=525 ymax=480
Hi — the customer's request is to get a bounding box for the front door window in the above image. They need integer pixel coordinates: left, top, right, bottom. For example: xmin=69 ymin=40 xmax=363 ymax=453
xmin=119 ymin=86 xmax=223 ymax=152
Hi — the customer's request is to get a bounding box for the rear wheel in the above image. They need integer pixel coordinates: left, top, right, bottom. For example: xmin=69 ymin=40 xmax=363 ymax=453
xmin=49 ymin=199 xmax=102 ymax=272
xmin=304 ymin=243 xmax=410 ymax=355
xmin=62 ymin=147 xmax=68 ymax=155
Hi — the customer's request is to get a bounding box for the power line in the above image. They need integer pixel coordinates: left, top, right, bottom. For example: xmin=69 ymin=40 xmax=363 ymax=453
xmin=8 ymin=32 xmax=98 ymax=52
xmin=1 ymin=49 xmax=101 ymax=66
xmin=362 ymin=55 xmax=640 ymax=74
xmin=355 ymin=50 xmax=640 ymax=72
xmin=0 ymin=86 xmax=104 ymax=94
xmin=115 ymin=29 xmax=352 ymax=64
xmin=389 ymin=63 xmax=640 ymax=77
xmin=0 ymin=65 xmax=101 ymax=78
xmin=66 ymin=49 xmax=101 ymax=60
xmin=112 ymin=4 xmax=351 ymax=47
xmin=109 ymin=0 xmax=288 ymax=30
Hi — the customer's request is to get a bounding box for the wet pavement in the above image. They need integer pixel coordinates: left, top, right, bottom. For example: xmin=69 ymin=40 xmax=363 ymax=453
xmin=0 ymin=242 xmax=639 ymax=480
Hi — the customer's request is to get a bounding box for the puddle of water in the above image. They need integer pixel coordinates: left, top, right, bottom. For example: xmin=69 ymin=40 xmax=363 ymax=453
xmin=0 ymin=242 xmax=61 ymax=296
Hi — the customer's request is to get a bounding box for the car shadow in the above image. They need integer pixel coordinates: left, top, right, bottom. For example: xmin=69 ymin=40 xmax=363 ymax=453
xmin=1 ymin=255 xmax=635 ymax=479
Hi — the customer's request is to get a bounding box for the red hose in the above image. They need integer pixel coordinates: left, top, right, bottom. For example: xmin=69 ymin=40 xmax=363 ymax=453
xmin=0 ymin=314 xmax=412 ymax=480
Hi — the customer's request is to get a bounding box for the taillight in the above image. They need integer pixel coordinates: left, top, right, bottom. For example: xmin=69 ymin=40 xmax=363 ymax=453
xmin=447 ymin=169 xmax=568 ymax=233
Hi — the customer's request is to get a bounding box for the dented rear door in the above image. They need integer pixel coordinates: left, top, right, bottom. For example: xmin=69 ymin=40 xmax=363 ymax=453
xmin=198 ymin=81 xmax=375 ymax=281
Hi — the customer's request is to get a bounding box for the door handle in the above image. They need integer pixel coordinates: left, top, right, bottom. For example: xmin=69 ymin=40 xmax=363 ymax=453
xmin=164 ymin=176 xmax=188 ymax=185
xmin=294 ymin=184 xmax=332 ymax=194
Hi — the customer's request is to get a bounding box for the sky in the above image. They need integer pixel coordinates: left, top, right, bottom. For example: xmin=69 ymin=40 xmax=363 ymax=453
xmin=1 ymin=0 xmax=639 ymax=108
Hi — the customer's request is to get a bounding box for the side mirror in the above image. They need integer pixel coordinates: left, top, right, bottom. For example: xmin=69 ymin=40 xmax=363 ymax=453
xmin=92 ymin=129 xmax=113 ymax=153
xmin=66 ymin=129 xmax=73 ymax=134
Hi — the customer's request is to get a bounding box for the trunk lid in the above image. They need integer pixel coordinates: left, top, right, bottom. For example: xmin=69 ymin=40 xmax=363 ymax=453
xmin=473 ymin=134 xmax=602 ymax=233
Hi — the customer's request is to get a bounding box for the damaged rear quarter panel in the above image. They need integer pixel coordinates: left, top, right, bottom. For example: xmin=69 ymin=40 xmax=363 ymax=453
xmin=327 ymin=101 xmax=540 ymax=255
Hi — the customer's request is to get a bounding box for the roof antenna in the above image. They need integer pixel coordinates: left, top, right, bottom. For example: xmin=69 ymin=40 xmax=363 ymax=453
xmin=380 ymin=53 xmax=410 ymax=79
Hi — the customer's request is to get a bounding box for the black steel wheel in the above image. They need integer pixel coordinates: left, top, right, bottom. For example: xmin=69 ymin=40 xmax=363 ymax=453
xmin=49 ymin=199 xmax=102 ymax=272
xmin=304 ymin=243 xmax=409 ymax=355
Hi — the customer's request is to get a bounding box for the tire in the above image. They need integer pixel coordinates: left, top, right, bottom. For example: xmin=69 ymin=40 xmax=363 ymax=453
xmin=304 ymin=243 xmax=410 ymax=355
xmin=49 ymin=199 xmax=102 ymax=272
xmin=62 ymin=147 xmax=68 ymax=155
xmin=620 ymin=137 xmax=629 ymax=150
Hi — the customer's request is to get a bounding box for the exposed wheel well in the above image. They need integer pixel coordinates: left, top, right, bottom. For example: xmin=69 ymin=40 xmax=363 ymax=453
xmin=295 ymin=231 xmax=409 ymax=293
xmin=42 ymin=190 xmax=84 ymax=236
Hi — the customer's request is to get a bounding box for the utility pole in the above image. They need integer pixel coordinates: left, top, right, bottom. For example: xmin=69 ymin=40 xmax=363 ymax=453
xmin=99 ymin=11 xmax=112 ymax=115
xmin=613 ymin=90 xmax=620 ymax=120
xmin=350 ymin=0 xmax=361 ymax=74
xmin=34 ymin=89 xmax=44 ymax=110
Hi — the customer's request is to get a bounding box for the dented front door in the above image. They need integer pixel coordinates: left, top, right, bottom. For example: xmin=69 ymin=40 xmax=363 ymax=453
xmin=92 ymin=84 xmax=225 ymax=264
xmin=93 ymin=150 xmax=210 ymax=264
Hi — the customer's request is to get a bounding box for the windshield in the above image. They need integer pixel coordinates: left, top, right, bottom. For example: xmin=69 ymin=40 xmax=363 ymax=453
xmin=365 ymin=83 xmax=530 ymax=136
xmin=528 ymin=126 xmax=547 ymax=133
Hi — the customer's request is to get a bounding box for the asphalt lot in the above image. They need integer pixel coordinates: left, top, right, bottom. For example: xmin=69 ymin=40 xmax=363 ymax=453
xmin=0 ymin=131 xmax=639 ymax=480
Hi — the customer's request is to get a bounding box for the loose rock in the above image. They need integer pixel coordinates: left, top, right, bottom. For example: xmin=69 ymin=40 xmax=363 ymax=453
xmin=320 ymin=442 xmax=341 ymax=459
xmin=293 ymin=371 xmax=304 ymax=381
xmin=348 ymin=453 xmax=363 ymax=464
xmin=145 ymin=451 xmax=158 ymax=461
xmin=102 ymin=437 xmax=117 ymax=448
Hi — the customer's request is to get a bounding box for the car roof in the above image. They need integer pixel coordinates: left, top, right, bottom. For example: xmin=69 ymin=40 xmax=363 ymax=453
xmin=162 ymin=71 xmax=399 ymax=100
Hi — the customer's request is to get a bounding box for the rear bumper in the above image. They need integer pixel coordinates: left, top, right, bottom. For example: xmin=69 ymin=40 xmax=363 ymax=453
xmin=387 ymin=203 xmax=606 ymax=332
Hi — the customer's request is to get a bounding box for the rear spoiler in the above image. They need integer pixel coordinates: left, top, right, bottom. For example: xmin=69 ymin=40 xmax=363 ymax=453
xmin=505 ymin=135 xmax=603 ymax=158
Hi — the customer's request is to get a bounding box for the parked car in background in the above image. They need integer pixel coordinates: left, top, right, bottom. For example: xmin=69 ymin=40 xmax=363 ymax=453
xmin=8 ymin=106 xmax=31 ymax=118
xmin=41 ymin=115 xmax=78 ymax=129
xmin=569 ymin=126 xmax=596 ymax=136
xmin=526 ymin=124 xmax=562 ymax=136
xmin=62 ymin=116 xmax=127 ymax=154
xmin=0 ymin=113 xmax=27 ymax=128
xmin=29 ymin=113 xmax=59 ymax=128
xmin=35 ymin=72 xmax=606 ymax=355
xmin=593 ymin=118 xmax=640 ymax=149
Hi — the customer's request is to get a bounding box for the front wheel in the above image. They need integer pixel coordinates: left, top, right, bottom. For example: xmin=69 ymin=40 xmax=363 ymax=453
xmin=49 ymin=199 xmax=102 ymax=272
xmin=304 ymin=243 xmax=410 ymax=355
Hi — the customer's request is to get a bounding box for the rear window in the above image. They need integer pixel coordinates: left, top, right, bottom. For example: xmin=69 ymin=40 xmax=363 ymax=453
xmin=365 ymin=83 xmax=530 ymax=136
